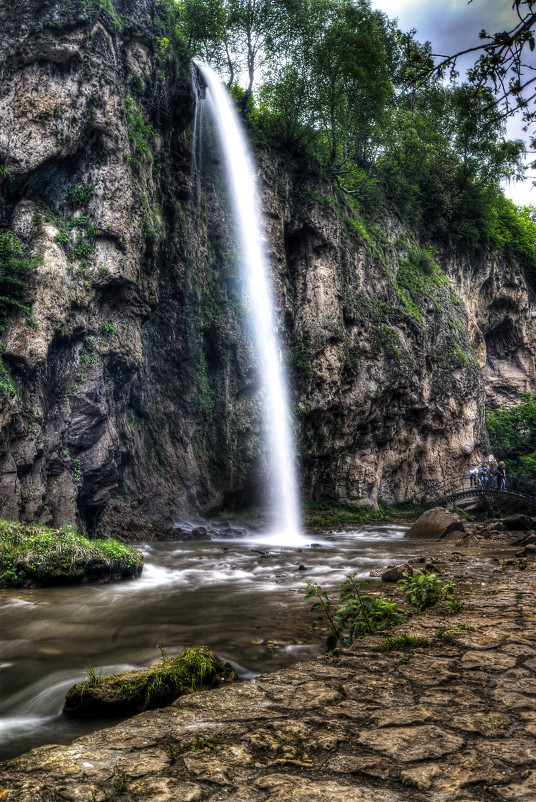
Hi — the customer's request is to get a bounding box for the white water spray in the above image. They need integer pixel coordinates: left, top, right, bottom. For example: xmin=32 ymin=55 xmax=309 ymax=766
xmin=194 ymin=62 xmax=301 ymax=542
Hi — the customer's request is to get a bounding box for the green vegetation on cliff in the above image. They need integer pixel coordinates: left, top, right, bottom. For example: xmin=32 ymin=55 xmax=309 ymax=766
xmin=0 ymin=521 xmax=143 ymax=587
xmin=303 ymin=499 xmax=395 ymax=528
xmin=0 ymin=230 xmax=41 ymax=334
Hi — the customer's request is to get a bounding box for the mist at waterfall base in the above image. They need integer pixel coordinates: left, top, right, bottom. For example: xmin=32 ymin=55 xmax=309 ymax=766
xmin=193 ymin=62 xmax=302 ymax=546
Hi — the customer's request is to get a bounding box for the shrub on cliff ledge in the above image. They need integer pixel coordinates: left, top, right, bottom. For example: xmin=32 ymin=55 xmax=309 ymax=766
xmin=0 ymin=521 xmax=143 ymax=588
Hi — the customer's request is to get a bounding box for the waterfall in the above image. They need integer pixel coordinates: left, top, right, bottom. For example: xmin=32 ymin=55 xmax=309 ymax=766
xmin=193 ymin=62 xmax=301 ymax=541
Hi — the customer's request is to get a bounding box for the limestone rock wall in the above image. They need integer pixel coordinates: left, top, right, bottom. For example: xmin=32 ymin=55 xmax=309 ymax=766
xmin=0 ymin=0 xmax=535 ymax=532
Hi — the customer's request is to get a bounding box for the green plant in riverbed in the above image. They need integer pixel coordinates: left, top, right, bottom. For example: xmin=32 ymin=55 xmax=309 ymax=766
xmin=185 ymin=733 xmax=225 ymax=751
xmin=446 ymin=599 xmax=465 ymax=615
xmin=376 ymin=633 xmax=431 ymax=651
xmin=305 ymin=573 xmax=404 ymax=650
xmin=398 ymin=570 xmax=455 ymax=612
xmin=166 ymin=742 xmax=178 ymax=763
xmin=84 ymin=661 xmax=103 ymax=688
xmin=112 ymin=772 xmax=127 ymax=793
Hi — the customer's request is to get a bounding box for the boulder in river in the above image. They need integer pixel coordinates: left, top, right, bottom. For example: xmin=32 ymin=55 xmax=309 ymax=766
xmin=502 ymin=514 xmax=536 ymax=532
xmin=381 ymin=563 xmax=413 ymax=582
xmin=406 ymin=508 xmax=465 ymax=539
xmin=63 ymin=647 xmax=237 ymax=718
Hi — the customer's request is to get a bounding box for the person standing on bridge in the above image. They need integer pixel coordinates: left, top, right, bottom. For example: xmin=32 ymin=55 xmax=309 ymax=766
xmin=480 ymin=464 xmax=489 ymax=487
xmin=498 ymin=461 xmax=506 ymax=491
xmin=469 ymin=467 xmax=479 ymax=487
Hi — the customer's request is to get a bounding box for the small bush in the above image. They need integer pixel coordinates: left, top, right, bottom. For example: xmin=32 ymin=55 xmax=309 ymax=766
xmin=445 ymin=599 xmax=465 ymax=615
xmin=101 ymin=321 xmax=117 ymax=337
xmin=398 ymin=570 xmax=455 ymax=612
xmin=305 ymin=573 xmax=404 ymax=649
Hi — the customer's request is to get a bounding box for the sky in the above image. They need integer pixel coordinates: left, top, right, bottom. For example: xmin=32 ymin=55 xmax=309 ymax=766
xmin=370 ymin=0 xmax=535 ymax=207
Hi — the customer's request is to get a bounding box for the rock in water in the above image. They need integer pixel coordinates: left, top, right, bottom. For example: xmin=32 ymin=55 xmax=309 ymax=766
xmin=381 ymin=563 xmax=413 ymax=582
xmin=407 ymin=508 xmax=465 ymax=539
xmin=63 ymin=647 xmax=236 ymax=718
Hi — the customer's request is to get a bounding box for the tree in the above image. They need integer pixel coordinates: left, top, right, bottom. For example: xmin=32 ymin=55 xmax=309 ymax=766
xmin=179 ymin=0 xmax=292 ymax=103
xmin=310 ymin=0 xmax=395 ymax=191
xmin=377 ymin=81 xmax=526 ymax=239
xmin=486 ymin=393 xmax=536 ymax=479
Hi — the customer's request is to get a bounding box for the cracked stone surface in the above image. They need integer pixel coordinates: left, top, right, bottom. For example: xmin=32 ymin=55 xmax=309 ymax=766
xmin=2 ymin=555 xmax=536 ymax=800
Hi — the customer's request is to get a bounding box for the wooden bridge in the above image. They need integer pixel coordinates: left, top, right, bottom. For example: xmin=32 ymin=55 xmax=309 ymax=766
xmin=422 ymin=474 xmax=536 ymax=511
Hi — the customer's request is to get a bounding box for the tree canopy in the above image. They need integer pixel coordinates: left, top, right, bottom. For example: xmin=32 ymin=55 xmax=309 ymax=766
xmin=409 ymin=0 xmax=536 ymax=143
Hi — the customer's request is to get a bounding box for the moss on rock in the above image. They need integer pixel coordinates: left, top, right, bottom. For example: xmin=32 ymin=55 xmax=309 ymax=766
xmin=0 ymin=520 xmax=143 ymax=588
xmin=63 ymin=646 xmax=237 ymax=718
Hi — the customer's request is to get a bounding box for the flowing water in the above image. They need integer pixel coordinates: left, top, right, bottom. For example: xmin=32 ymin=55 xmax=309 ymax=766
xmin=0 ymin=522 xmax=430 ymax=761
xmin=193 ymin=62 xmax=301 ymax=542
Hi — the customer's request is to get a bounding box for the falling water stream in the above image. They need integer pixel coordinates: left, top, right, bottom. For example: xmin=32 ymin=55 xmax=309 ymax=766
xmin=193 ymin=62 xmax=301 ymax=543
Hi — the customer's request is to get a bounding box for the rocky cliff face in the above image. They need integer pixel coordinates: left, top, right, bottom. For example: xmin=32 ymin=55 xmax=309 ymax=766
xmin=261 ymin=160 xmax=536 ymax=505
xmin=0 ymin=0 xmax=534 ymax=534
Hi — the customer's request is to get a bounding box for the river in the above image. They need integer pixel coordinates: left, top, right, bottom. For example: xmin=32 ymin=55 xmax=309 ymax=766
xmin=1 ymin=522 xmax=432 ymax=760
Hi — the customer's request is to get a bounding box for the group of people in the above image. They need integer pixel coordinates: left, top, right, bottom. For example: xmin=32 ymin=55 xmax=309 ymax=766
xmin=469 ymin=461 xmax=507 ymax=491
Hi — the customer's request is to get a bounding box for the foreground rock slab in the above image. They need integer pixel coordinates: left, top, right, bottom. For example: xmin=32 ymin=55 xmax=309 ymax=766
xmin=2 ymin=561 xmax=536 ymax=800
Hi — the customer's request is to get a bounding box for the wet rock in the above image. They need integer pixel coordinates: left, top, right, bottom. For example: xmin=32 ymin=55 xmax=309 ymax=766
xmin=185 ymin=527 xmax=212 ymax=541
xmin=406 ymin=508 xmax=465 ymax=539
xmin=357 ymin=724 xmax=465 ymax=762
xmin=442 ymin=529 xmax=465 ymax=542
xmin=369 ymin=568 xmax=384 ymax=577
xmin=513 ymin=533 xmax=536 ymax=546
xmin=218 ymin=526 xmax=248 ymax=538
xmin=381 ymin=563 xmax=412 ymax=582
xmin=515 ymin=545 xmax=536 ymax=558
xmin=461 ymin=533 xmax=479 ymax=546
xmin=502 ymin=514 xmax=536 ymax=532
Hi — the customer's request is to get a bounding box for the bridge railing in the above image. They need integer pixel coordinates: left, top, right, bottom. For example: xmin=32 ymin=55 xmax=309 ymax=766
xmin=421 ymin=471 xmax=536 ymax=506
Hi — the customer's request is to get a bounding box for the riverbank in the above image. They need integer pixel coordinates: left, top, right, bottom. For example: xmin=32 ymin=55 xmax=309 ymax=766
xmin=1 ymin=531 xmax=535 ymax=800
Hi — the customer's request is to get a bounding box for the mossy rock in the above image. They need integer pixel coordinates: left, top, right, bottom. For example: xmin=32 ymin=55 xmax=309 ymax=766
xmin=0 ymin=521 xmax=143 ymax=588
xmin=63 ymin=647 xmax=237 ymax=718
